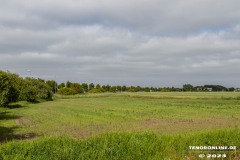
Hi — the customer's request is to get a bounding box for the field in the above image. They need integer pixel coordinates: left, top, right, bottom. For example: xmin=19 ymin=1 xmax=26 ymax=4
xmin=1 ymin=92 xmax=240 ymax=159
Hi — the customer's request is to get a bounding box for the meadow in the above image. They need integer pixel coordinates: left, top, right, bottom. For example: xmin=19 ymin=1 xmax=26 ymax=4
xmin=0 ymin=92 xmax=240 ymax=159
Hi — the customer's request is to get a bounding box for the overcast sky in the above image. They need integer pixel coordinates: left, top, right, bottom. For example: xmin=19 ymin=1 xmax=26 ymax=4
xmin=1 ymin=0 xmax=240 ymax=87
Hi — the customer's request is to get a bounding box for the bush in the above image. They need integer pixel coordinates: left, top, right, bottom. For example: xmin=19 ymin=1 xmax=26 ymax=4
xmin=57 ymin=88 xmax=78 ymax=95
xmin=0 ymin=71 xmax=20 ymax=106
xmin=88 ymin=88 xmax=105 ymax=93
xmin=19 ymin=78 xmax=53 ymax=102
xmin=70 ymin=83 xmax=84 ymax=94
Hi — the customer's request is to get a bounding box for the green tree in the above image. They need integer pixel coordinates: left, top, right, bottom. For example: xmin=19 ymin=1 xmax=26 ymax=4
xmin=183 ymin=84 xmax=194 ymax=91
xmin=144 ymin=87 xmax=150 ymax=92
xmin=58 ymin=82 xmax=65 ymax=89
xmin=89 ymin=83 xmax=95 ymax=90
xmin=161 ymin=87 xmax=171 ymax=92
xmin=110 ymin=86 xmax=117 ymax=92
xmin=136 ymin=86 xmax=142 ymax=92
xmin=46 ymin=80 xmax=58 ymax=93
xmin=70 ymin=83 xmax=84 ymax=93
xmin=66 ymin=81 xmax=72 ymax=88
xmin=116 ymin=86 xmax=122 ymax=92
xmin=81 ymin=83 xmax=88 ymax=92
xmin=102 ymin=85 xmax=111 ymax=92
xmin=122 ymin=85 xmax=127 ymax=92
xmin=19 ymin=78 xmax=53 ymax=102
xmin=96 ymin=84 xmax=101 ymax=89
xmin=0 ymin=71 xmax=20 ymax=106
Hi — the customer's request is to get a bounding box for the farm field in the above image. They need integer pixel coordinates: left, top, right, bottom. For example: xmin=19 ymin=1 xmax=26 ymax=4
xmin=1 ymin=92 xmax=240 ymax=159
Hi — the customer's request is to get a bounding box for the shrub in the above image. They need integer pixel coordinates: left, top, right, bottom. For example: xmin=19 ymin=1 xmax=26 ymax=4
xmin=57 ymin=88 xmax=78 ymax=95
xmin=0 ymin=71 xmax=20 ymax=106
xmin=88 ymin=88 xmax=105 ymax=93
xmin=19 ymin=78 xmax=53 ymax=102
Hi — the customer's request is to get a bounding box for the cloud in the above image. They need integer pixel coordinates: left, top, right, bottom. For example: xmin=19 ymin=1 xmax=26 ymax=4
xmin=0 ymin=0 xmax=240 ymax=87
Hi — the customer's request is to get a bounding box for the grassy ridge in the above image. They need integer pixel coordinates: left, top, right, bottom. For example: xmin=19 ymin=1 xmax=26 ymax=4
xmin=1 ymin=130 xmax=240 ymax=160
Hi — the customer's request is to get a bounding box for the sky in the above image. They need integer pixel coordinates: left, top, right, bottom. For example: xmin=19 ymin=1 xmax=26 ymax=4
xmin=0 ymin=0 xmax=240 ymax=87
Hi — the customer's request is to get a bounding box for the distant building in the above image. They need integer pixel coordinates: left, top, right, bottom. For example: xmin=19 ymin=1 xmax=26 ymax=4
xmin=234 ymin=88 xmax=240 ymax=92
xmin=207 ymin=88 xmax=212 ymax=92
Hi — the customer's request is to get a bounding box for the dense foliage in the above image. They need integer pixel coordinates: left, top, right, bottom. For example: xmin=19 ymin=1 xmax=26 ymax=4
xmin=0 ymin=71 xmax=20 ymax=106
xmin=19 ymin=78 xmax=53 ymax=102
xmin=57 ymin=88 xmax=78 ymax=95
xmin=0 ymin=70 xmax=53 ymax=106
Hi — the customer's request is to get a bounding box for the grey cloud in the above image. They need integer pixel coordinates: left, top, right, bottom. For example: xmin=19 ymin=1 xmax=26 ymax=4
xmin=1 ymin=0 xmax=240 ymax=87
xmin=2 ymin=0 xmax=240 ymax=34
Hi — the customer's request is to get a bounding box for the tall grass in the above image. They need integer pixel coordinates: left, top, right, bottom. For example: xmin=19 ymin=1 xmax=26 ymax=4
xmin=1 ymin=130 xmax=239 ymax=160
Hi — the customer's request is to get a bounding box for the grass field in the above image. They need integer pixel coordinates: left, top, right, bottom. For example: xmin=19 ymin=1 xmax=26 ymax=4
xmin=1 ymin=92 xmax=240 ymax=159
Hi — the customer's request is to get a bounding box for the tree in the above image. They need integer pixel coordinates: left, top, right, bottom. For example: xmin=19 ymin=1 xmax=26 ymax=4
xmin=89 ymin=83 xmax=95 ymax=90
xmin=19 ymin=78 xmax=53 ymax=102
xmin=0 ymin=70 xmax=52 ymax=105
xmin=0 ymin=71 xmax=20 ymax=106
xmin=183 ymin=84 xmax=194 ymax=91
xmin=66 ymin=81 xmax=72 ymax=88
xmin=161 ymin=87 xmax=171 ymax=92
xmin=96 ymin=84 xmax=101 ymax=89
xmin=81 ymin=83 xmax=88 ymax=92
xmin=128 ymin=86 xmax=137 ymax=92
xmin=144 ymin=87 xmax=150 ymax=92
xmin=116 ymin=86 xmax=122 ymax=92
xmin=102 ymin=85 xmax=111 ymax=92
xmin=70 ymin=83 xmax=84 ymax=93
xmin=122 ymin=85 xmax=127 ymax=92
xmin=46 ymin=80 xmax=58 ymax=93
xmin=58 ymin=82 xmax=65 ymax=89
xmin=136 ymin=86 xmax=142 ymax=92
xmin=110 ymin=86 xmax=117 ymax=92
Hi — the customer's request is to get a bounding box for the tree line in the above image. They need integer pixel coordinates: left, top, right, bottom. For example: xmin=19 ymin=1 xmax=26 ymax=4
xmin=0 ymin=70 xmax=238 ymax=105
xmin=0 ymin=70 xmax=53 ymax=106
xmin=55 ymin=83 xmax=237 ymax=95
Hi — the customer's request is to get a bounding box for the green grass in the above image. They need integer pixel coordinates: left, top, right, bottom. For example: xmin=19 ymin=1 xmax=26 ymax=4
xmin=1 ymin=130 xmax=240 ymax=159
xmin=1 ymin=92 xmax=240 ymax=159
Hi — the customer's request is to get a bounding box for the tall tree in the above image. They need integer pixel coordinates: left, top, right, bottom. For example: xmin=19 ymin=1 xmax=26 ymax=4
xmin=66 ymin=81 xmax=72 ymax=88
xmin=81 ymin=83 xmax=88 ymax=92
xmin=0 ymin=71 xmax=20 ymax=106
xmin=183 ymin=84 xmax=194 ymax=91
xmin=89 ymin=83 xmax=95 ymax=90
xmin=46 ymin=80 xmax=58 ymax=93
xmin=58 ymin=82 xmax=65 ymax=89
xmin=70 ymin=83 xmax=84 ymax=93
xmin=96 ymin=84 xmax=101 ymax=89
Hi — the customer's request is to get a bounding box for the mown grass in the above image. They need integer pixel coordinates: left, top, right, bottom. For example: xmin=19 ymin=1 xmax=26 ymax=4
xmin=2 ymin=92 xmax=240 ymax=137
xmin=0 ymin=92 xmax=240 ymax=159
xmin=55 ymin=92 xmax=240 ymax=100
